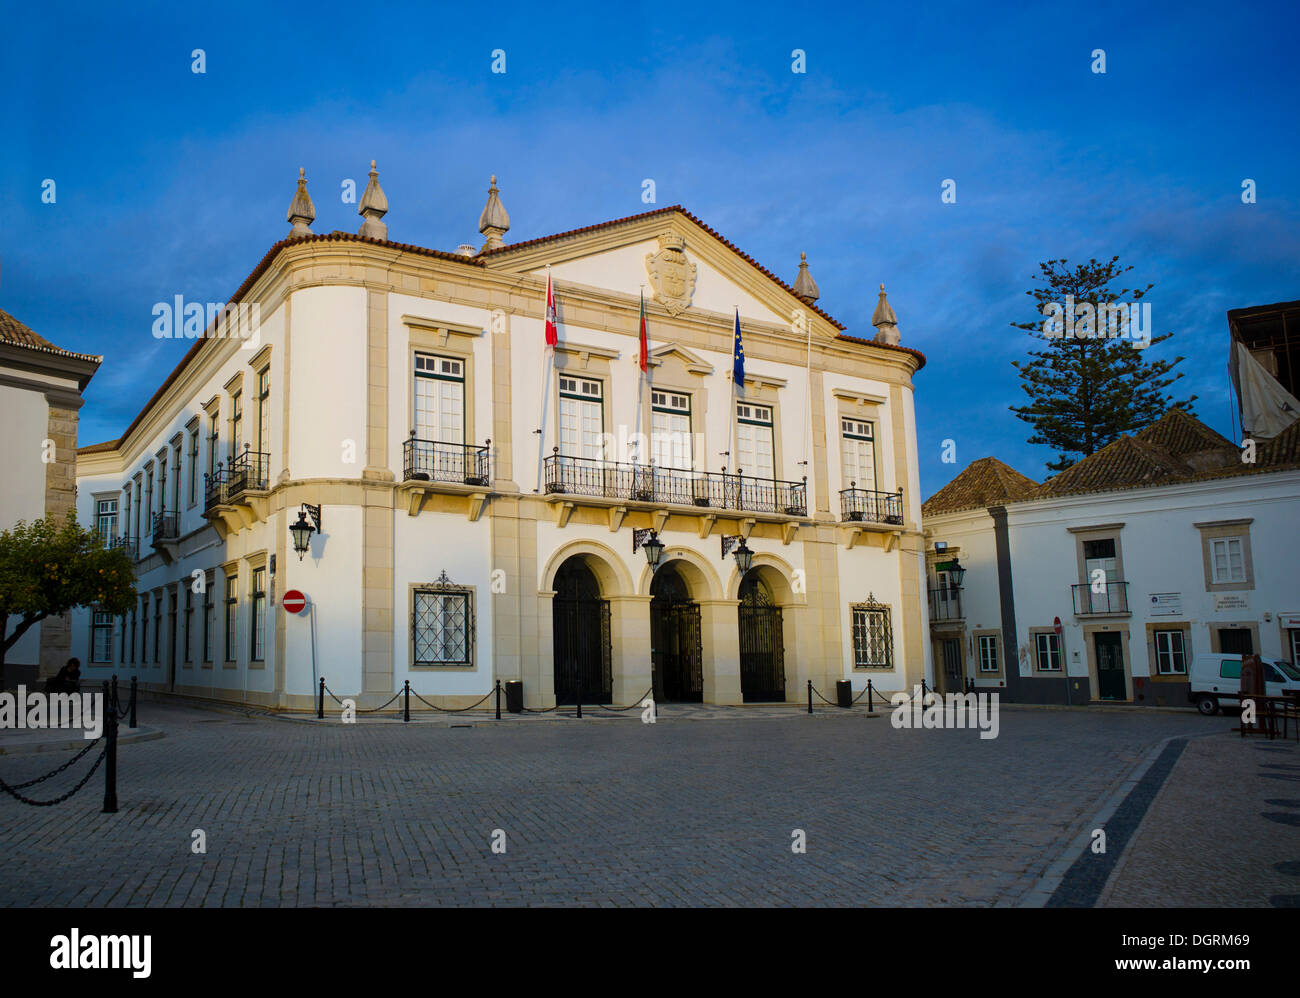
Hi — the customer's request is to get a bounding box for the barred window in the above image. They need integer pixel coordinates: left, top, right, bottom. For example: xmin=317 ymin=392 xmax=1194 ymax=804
xmin=851 ymin=599 xmax=893 ymax=669
xmin=413 ymin=579 xmax=472 ymax=666
xmin=91 ymin=611 xmax=114 ymax=664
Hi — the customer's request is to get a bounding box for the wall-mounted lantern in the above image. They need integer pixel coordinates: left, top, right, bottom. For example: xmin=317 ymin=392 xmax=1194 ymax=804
xmin=721 ymin=534 xmax=754 ymax=574
xmin=633 ymin=528 xmax=664 ymax=570
xmin=290 ymin=503 xmax=323 ymax=561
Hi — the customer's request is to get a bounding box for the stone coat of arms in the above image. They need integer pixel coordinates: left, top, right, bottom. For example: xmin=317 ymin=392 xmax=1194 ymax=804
xmin=645 ymin=233 xmax=697 ymax=315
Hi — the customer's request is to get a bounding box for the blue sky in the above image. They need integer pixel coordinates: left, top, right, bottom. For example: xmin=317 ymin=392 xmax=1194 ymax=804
xmin=3 ymin=0 xmax=1297 ymax=498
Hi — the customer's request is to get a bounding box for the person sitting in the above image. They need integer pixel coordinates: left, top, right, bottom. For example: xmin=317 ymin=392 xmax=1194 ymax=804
xmin=44 ymin=657 xmax=82 ymax=694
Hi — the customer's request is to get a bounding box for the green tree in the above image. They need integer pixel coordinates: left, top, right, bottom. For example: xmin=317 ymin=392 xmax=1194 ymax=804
xmin=1011 ymin=257 xmax=1195 ymax=472
xmin=0 ymin=513 xmax=136 ymax=687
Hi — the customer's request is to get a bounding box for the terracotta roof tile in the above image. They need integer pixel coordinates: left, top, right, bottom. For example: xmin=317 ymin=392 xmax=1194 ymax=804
xmin=1134 ymin=405 xmax=1234 ymax=459
xmin=922 ymin=457 xmax=1038 ymax=515
xmin=0 ymin=308 xmax=102 ymax=363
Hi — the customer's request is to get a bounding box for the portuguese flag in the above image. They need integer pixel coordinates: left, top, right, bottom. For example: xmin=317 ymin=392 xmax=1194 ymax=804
xmin=639 ymin=289 xmax=649 ymax=372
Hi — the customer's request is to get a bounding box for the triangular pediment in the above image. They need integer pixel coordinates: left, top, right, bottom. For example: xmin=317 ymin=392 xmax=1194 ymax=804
xmin=478 ymin=207 xmax=843 ymax=337
xmin=647 ymin=342 xmax=713 ymax=375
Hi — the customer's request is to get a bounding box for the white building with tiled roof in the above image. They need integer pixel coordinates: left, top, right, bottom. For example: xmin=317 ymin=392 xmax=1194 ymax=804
xmin=922 ymin=406 xmax=1300 ymax=709
xmin=67 ymin=167 xmax=932 ymax=710
xmin=0 ymin=307 xmax=102 ymax=684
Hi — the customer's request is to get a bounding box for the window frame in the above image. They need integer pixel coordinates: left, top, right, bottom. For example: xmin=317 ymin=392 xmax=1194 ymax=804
xmin=977 ymin=634 xmax=1000 ymax=674
xmin=411 ymin=580 xmax=475 ymax=668
xmin=223 ymin=571 xmax=238 ymax=664
xmin=851 ymin=600 xmax=894 ymax=670
xmin=250 ymin=566 xmax=267 ymax=663
xmin=1153 ymin=628 xmax=1188 ymax=676
xmin=90 ymin=610 xmax=114 ymax=664
xmin=1034 ymin=631 xmax=1063 ymax=672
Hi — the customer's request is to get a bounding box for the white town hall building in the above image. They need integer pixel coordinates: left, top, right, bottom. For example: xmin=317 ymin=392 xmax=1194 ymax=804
xmin=70 ymin=166 xmax=930 ymax=710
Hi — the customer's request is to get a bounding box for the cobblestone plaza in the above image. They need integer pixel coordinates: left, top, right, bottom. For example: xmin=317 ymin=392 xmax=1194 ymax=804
xmin=4 ymin=702 xmax=1281 ymax=907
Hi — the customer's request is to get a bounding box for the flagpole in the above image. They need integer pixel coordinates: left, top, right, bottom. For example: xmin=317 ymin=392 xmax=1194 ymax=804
xmin=536 ymin=265 xmax=553 ymax=493
xmin=729 ymin=306 xmax=739 ymax=485
xmin=638 ymin=284 xmax=647 ymax=465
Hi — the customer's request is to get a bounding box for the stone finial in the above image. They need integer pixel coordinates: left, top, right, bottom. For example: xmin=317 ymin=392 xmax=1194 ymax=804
xmin=792 ymin=251 xmax=819 ymax=305
xmin=478 ymin=174 xmax=510 ymax=251
xmin=287 ymin=167 xmax=315 ymax=238
xmin=872 ymin=283 xmax=900 ymax=345
xmin=358 ymin=160 xmax=389 ymax=240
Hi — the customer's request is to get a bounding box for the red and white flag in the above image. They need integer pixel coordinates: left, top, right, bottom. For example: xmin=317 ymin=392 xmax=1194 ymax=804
xmin=545 ymin=270 xmax=558 ymax=347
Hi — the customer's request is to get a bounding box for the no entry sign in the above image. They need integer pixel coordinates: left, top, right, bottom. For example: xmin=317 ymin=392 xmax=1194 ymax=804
xmin=1053 ymin=616 xmax=1062 ymax=636
xmin=282 ymin=590 xmax=307 ymax=614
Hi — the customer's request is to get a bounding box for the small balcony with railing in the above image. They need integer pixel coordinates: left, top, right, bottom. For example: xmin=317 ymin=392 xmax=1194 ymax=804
xmin=107 ymin=534 xmax=138 ymax=562
xmin=398 ymin=433 xmax=494 ymax=519
xmin=203 ymin=446 xmax=271 ymax=537
xmin=542 ymin=449 xmax=808 ymax=518
xmin=1071 ymin=581 xmax=1130 ymax=616
xmin=928 ymin=586 xmax=964 ymax=625
xmin=403 ymin=434 xmax=491 ymax=487
xmin=150 ymin=511 xmax=181 ymax=563
xmin=840 ymin=484 xmax=905 ymax=526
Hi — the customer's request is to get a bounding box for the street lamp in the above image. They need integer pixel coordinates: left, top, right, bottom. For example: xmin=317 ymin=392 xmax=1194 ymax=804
xmin=290 ymin=503 xmax=322 ymax=561
xmin=633 ymin=528 xmax=664 ymax=570
xmin=948 ymin=557 xmax=966 ymax=588
xmin=721 ymin=534 xmax=754 ymax=573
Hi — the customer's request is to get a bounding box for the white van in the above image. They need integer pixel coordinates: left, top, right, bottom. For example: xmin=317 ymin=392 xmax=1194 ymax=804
xmin=1188 ymin=653 xmax=1300 ymax=715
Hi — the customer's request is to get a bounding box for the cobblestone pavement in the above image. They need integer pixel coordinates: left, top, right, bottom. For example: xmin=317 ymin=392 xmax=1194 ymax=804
xmin=1100 ymin=732 xmax=1300 ymax=907
xmin=0 ymin=702 xmax=1219 ymax=906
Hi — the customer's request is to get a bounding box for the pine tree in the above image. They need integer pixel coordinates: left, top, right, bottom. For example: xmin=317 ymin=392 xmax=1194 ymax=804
xmin=1011 ymin=257 xmax=1195 ymax=472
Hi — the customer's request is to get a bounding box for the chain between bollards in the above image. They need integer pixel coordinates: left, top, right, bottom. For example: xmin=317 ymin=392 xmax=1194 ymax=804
xmin=101 ymin=681 xmax=117 ymax=814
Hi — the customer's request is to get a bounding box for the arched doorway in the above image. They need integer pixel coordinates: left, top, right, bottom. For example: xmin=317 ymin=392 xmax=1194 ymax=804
xmin=650 ymin=562 xmax=703 ymax=702
xmin=738 ymin=570 xmax=785 ymax=701
xmin=552 ymin=557 xmax=612 ymax=703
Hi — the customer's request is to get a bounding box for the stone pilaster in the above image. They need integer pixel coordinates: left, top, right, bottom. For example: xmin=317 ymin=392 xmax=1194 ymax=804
xmin=39 ymin=406 xmax=78 ymax=679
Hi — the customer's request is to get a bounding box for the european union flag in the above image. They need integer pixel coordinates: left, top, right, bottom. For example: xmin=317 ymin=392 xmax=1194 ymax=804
xmin=732 ymin=309 xmax=745 ymax=386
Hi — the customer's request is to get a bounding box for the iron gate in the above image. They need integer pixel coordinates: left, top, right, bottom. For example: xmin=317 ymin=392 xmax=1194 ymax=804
xmin=553 ymin=598 xmax=612 ymax=703
xmin=738 ymin=574 xmax=785 ymax=702
xmin=651 ymin=602 xmax=704 ymax=702
xmin=552 ymin=559 xmax=612 ymax=704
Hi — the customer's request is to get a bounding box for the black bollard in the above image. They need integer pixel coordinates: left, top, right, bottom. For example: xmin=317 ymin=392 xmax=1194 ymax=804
xmin=867 ymin=679 xmax=874 ymax=712
xmin=807 ymin=679 xmax=813 ymax=715
xmin=129 ymin=676 xmax=137 ymax=729
xmin=102 ymin=681 xmax=118 ymax=814
xmin=317 ymin=677 xmax=325 ymax=719
xmin=403 ymin=680 xmax=410 ymax=723
xmin=495 ymin=680 xmax=501 ymax=721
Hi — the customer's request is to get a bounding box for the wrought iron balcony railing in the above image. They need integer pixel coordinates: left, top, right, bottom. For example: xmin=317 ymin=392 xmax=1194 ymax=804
xmin=1072 ymin=581 xmax=1130 ymax=615
xmin=543 ymin=450 xmax=807 ymax=516
xmin=204 ymin=447 xmax=270 ymax=511
xmin=840 ymin=485 xmax=904 ymax=525
xmin=928 ymin=587 xmax=963 ymax=621
xmin=151 ymin=511 xmax=180 ymax=545
xmin=108 ymin=535 xmax=138 ymax=561
xmin=403 ymin=435 xmax=491 ymax=486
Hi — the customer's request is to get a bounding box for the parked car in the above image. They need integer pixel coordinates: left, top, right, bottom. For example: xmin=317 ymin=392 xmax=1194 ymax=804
xmin=1188 ymin=653 xmax=1300 ymax=715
